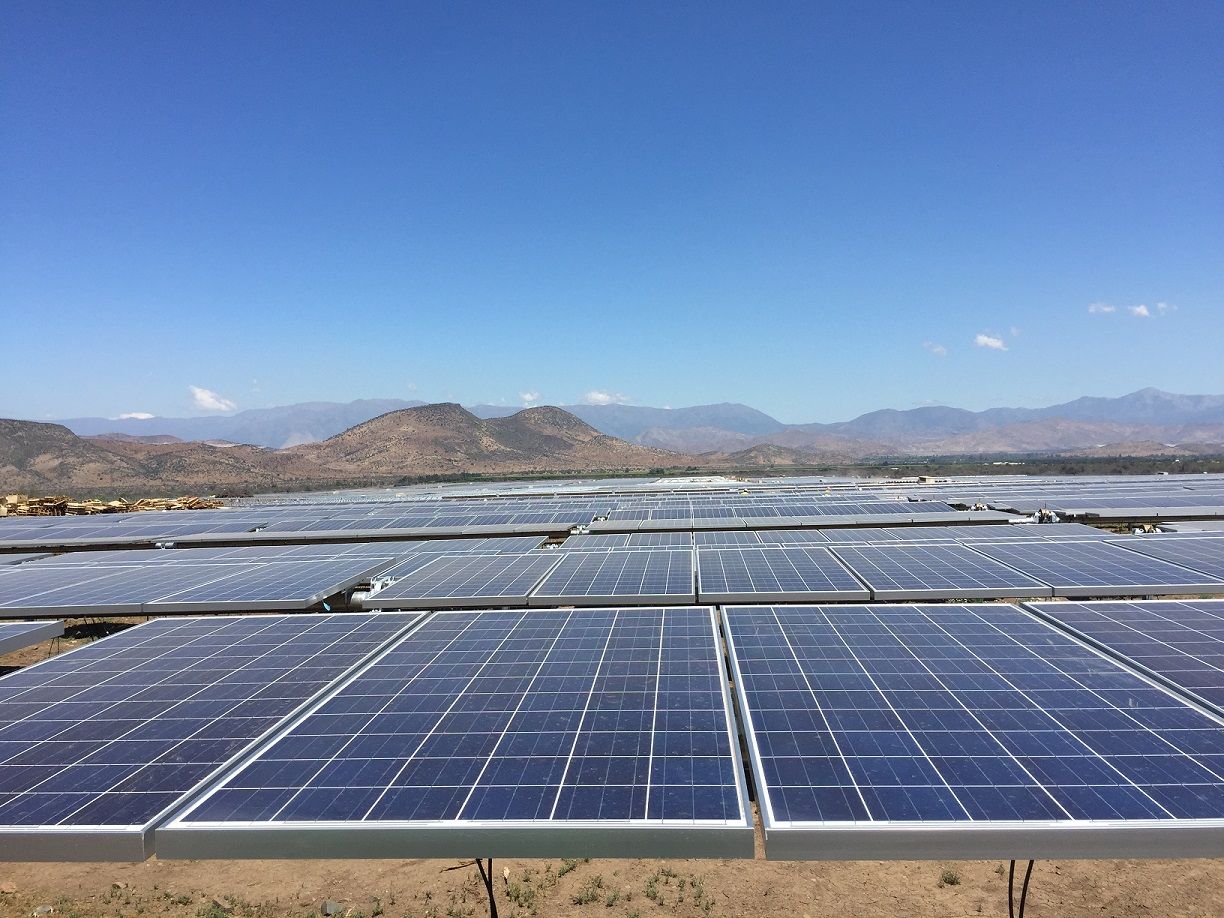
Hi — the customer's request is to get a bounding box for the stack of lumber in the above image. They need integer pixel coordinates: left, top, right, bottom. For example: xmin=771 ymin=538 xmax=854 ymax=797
xmin=1 ymin=495 xmax=224 ymax=516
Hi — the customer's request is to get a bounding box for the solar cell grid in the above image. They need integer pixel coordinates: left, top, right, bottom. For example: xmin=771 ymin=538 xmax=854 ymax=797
xmin=971 ymin=540 xmax=1224 ymax=598
xmin=530 ymin=550 xmax=696 ymax=606
xmin=1109 ymin=537 xmax=1224 ymax=581
xmin=0 ymin=611 xmax=421 ymax=860
xmin=361 ymin=553 xmax=561 ymax=609
xmin=1025 ymin=600 xmax=1224 ymax=714
xmin=158 ymin=608 xmax=751 ymax=859
xmin=148 ymin=558 xmax=396 ymax=613
xmin=697 ymin=548 xmax=869 ymax=603
xmin=828 ymin=544 xmax=1052 ymax=600
xmin=725 ymin=604 xmax=1224 ymax=860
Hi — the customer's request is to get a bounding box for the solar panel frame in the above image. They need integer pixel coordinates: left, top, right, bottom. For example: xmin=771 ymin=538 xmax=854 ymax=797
xmin=155 ymin=607 xmax=754 ymax=859
xmin=723 ymin=603 xmax=1224 ymax=860
xmin=0 ymin=620 xmax=64 ymax=656
xmin=0 ymin=611 xmax=424 ymax=860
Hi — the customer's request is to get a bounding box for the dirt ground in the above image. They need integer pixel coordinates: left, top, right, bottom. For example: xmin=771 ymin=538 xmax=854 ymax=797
xmin=2 ymin=621 xmax=1223 ymax=918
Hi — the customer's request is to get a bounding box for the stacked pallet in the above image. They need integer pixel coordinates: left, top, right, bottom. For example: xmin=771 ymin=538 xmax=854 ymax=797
xmin=0 ymin=494 xmax=224 ymax=516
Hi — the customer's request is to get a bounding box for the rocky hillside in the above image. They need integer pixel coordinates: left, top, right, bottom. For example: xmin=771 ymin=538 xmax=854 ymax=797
xmin=292 ymin=404 xmax=687 ymax=475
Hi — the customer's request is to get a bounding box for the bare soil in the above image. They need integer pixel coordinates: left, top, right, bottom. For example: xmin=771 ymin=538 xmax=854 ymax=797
xmin=1 ymin=622 xmax=1221 ymax=918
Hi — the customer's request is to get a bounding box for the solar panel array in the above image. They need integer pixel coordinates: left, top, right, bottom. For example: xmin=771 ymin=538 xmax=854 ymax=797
xmin=1110 ymin=536 xmax=1224 ymax=581
xmin=724 ymin=604 xmax=1224 ymax=859
xmin=158 ymin=608 xmax=752 ymax=859
xmin=0 ymin=612 xmax=421 ymax=859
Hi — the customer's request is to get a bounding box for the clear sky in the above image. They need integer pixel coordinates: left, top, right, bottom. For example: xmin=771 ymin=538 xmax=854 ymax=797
xmin=3 ymin=1 xmax=1221 ymax=424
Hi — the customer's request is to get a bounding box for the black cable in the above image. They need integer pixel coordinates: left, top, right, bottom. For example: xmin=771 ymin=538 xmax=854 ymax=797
xmin=1017 ymin=860 xmax=1034 ymax=918
xmin=475 ymin=857 xmax=498 ymax=918
xmin=1008 ymin=860 xmax=1016 ymax=918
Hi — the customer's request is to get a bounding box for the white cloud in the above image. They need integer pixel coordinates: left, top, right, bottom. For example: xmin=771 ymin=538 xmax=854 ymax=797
xmin=114 ymin=411 xmax=155 ymax=420
xmin=973 ymin=333 xmax=1008 ymax=351
xmin=582 ymin=390 xmax=631 ymax=406
xmin=519 ymin=391 xmax=541 ymax=405
xmin=922 ymin=341 xmax=948 ymax=357
xmin=189 ymin=385 xmax=237 ymax=412
xmin=1087 ymin=302 xmax=1116 ymax=314
xmin=1129 ymin=304 xmax=1151 ymax=318
xmin=1156 ymin=301 xmax=1177 ymax=314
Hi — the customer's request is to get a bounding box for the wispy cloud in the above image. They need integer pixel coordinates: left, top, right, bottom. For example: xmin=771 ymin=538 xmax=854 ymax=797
xmin=114 ymin=411 xmax=155 ymax=420
xmin=189 ymin=385 xmax=237 ymax=412
xmin=1087 ymin=302 xmax=1117 ymax=314
xmin=922 ymin=341 xmax=948 ymax=357
xmin=1156 ymin=301 xmax=1177 ymax=314
xmin=582 ymin=390 xmax=631 ymax=406
xmin=973 ymin=333 xmax=1008 ymax=351
xmin=1129 ymin=304 xmax=1151 ymax=318
xmin=519 ymin=390 xmax=541 ymax=406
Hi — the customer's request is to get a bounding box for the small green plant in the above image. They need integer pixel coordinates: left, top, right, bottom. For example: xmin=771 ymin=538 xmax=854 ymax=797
xmin=570 ymin=875 xmax=605 ymax=906
xmin=644 ymin=874 xmax=661 ymax=904
xmin=505 ymin=882 xmax=537 ymax=910
xmin=558 ymin=858 xmax=589 ymax=877
xmin=939 ymin=869 xmax=962 ymax=887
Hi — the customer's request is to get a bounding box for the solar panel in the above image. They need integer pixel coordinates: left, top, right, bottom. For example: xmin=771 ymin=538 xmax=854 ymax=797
xmin=157 ymin=608 xmax=752 ymax=859
xmin=971 ymin=540 xmax=1224 ymax=598
xmin=828 ymin=544 xmax=1052 ymax=600
xmin=0 ymin=620 xmax=64 ymax=656
xmin=724 ymin=604 xmax=1224 ymax=860
xmin=0 ymin=565 xmax=239 ymax=617
xmin=0 ymin=611 xmax=421 ymax=860
xmin=361 ymin=554 xmax=562 ymax=609
xmin=1025 ymin=599 xmax=1224 ymax=714
xmin=146 ymin=558 xmax=396 ymax=613
xmin=1109 ymin=537 xmax=1224 ymax=581
xmin=697 ymin=548 xmax=869 ymax=603
xmin=693 ymin=531 xmax=763 ymax=548
xmin=0 ymin=567 xmax=140 ymax=618
xmin=754 ymin=530 xmax=832 ymax=546
xmin=530 ymin=550 xmax=696 ymax=606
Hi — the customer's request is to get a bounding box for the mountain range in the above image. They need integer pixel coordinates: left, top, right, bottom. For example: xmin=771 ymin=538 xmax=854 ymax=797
xmin=49 ymin=388 xmax=1224 ymax=455
xmin=5 ymin=389 xmax=1224 ymax=495
xmin=1 ymin=405 xmax=684 ymax=496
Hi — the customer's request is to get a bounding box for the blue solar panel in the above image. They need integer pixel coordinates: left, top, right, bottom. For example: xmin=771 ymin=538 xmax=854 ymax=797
xmin=725 ymin=604 xmax=1224 ymax=860
xmin=530 ymin=550 xmax=695 ymax=606
xmin=147 ymin=558 xmax=395 ymax=613
xmin=158 ymin=608 xmax=752 ymax=859
xmin=828 ymin=544 xmax=1052 ymax=600
xmin=1109 ymin=537 xmax=1224 ymax=581
xmin=697 ymin=548 xmax=869 ymax=603
xmin=0 ymin=612 xmax=421 ymax=860
xmin=972 ymin=540 xmax=1224 ymax=597
xmin=1026 ymin=599 xmax=1224 ymax=714
xmin=361 ymin=554 xmax=561 ymax=609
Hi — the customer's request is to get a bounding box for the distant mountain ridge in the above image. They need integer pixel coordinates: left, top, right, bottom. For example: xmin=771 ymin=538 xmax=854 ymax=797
xmin=45 ymin=387 xmax=1224 ymax=458
xmin=2 ymin=404 xmax=690 ymax=495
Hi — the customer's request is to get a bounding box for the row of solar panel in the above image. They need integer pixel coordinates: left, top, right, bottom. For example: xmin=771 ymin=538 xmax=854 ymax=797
xmin=0 ymin=539 xmax=546 ymax=618
xmin=360 ymin=537 xmax=1224 ymax=610
xmin=2 ymin=601 xmax=1224 ymax=862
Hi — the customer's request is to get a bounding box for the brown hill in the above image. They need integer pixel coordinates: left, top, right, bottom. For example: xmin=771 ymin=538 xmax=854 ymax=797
xmin=292 ymin=403 xmax=688 ymax=475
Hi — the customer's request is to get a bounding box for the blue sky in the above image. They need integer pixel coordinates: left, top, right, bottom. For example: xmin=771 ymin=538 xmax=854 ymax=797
xmin=3 ymin=1 xmax=1221 ymax=424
